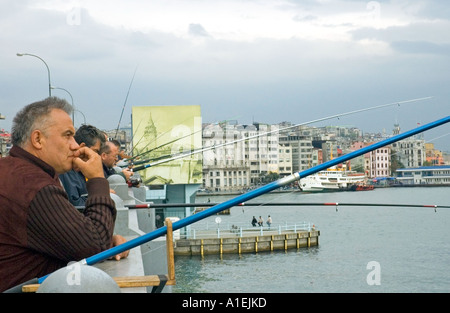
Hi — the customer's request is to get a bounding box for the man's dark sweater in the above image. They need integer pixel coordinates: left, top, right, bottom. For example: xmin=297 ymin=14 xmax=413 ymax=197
xmin=0 ymin=146 xmax=116 ymax=292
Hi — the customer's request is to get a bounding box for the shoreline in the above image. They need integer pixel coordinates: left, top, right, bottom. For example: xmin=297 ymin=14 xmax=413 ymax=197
xmin=196 ymin=184 xmax=450 ymax=197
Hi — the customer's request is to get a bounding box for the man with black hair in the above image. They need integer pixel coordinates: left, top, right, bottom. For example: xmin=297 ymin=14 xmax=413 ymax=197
xmin=59 ymin=124 xmax=106 ymax=206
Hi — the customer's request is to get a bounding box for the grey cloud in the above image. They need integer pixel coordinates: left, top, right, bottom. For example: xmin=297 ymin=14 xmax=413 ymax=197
xmin=391 ymin=41 xmax=450 ymax=56
xmin=411 ymin=0 xmax=450 ymax=20
xmin=292 ymin=14 xmax=317 ymax=22
xmin=3 ymin=4 xmax=162 ymax=65
xmin=351 ymin=20 xmax=450 ymax=56
xmin=352 ymin=21 xmax=449 ymax=42
xmin=188 ymin=23 xmax=210 ymax=37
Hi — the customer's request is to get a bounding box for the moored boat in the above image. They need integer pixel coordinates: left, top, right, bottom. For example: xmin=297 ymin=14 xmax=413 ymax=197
xmin=299 ymin=166 xmax=366 ymax=192
xmin=349 ymin=182 xmax=374 ymax=191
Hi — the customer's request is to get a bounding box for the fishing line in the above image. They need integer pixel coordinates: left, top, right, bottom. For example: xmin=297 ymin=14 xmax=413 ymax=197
xmin=114 ymin=65 xmax=138 ymax=139
xmin=201 ymin=189 xmax=302 ymax=227
xmin=384 ymin=130 xmax=450 ymax=165
xmin=423 ymin=131 xmax=450 ymax=150
xmin=131 ymin=127 xmax=203 ymax=165
xmin=129 ymin=98 xmax=241 ymax=159
xmin=129 ymin=116 xmax=247 ymax=165
xmin=130 ymin=97 xmax=433 ymax=172
xmin=133 ymin=114 xmax=187 ymax=156
xmin=128 ymin=118 xmax=145 ymax=154
xmin=133 ymin=116 xmax=242 ymax=161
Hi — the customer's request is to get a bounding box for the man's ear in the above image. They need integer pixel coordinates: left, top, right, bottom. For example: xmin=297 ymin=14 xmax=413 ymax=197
xmin=30 ymin=130 xmax=44 ymax=150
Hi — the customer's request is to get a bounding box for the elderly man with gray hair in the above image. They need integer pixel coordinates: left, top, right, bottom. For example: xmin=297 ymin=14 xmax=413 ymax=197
xmin=0 ymin=97 xmax=128 ymax=292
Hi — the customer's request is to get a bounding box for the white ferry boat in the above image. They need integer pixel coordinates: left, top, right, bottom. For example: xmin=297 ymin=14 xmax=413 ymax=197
xmin=299 ymin=167 xmax=366 ymax=192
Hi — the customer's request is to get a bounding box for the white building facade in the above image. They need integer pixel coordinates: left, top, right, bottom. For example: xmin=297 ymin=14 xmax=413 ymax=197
xmin=201 ymin=122 xmax=281 ymax=191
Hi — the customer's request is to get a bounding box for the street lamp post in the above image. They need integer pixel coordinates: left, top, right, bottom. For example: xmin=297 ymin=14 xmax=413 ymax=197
xmin=0 ymin=114 xmax=5 ymax=156
xmin=51 ymin=86 xmax=75 ymax=124
xmin=17 ymin=53 xmax=52 ymax=97
xmin=75 ymin=109 xmax=87 ymax=125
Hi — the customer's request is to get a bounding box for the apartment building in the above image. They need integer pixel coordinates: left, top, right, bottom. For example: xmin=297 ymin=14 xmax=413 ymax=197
xmin=278 ymin=143 xmax=293 ymax=177
xmin=201 ymin=123 xmax=249 ymax=191
xmin=369 ymin=146 xmax=391 ymax=178
xmin=350 ymin=141 xmax=391 ymax=178
xmin=425 ymin=143 xmax=445 ymax=165
xmin=391 ymin=138 xmax=425 ymax=168
xmin=390 ymin=123 xmax=425 ymax=168
xmin=200 ymin=121 xmax=439 ymax=190
xmin=279 ymin=132 xmax=313 ymax=173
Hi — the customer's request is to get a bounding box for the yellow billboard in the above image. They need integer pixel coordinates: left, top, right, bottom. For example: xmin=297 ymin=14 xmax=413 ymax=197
xmin=131 ymin=105 xmax=202 ymax=185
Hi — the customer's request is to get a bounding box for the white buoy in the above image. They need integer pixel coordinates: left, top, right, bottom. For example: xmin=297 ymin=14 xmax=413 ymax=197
xmin=37 ymin=263 xmax=121 ymax=293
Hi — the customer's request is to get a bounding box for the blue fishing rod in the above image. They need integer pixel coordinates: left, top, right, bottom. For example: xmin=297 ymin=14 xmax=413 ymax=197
xmin=34 ymin=114 xmax=449 ymax=282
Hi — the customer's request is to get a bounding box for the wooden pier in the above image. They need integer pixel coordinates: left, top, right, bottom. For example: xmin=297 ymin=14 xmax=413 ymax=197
xmin=174 ymin=229 xmax=320 ymax=256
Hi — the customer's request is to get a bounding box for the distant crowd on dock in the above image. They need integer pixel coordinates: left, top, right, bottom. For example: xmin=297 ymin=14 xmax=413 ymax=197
xmin=251 ymin=215 xmax=272 ymax=228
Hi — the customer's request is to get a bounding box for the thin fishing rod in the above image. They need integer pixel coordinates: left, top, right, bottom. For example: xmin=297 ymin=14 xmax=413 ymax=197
xmin=114 ymin=65 xmax=138 ymax=139
xmin=120 ymin=202 xmax=450 ymax=209
xmin=130 ymin=114 xmax=242 ymax=163
xmin=130 ymin=97 xmax=433 ymax=172
xmin=38 ymin=114 xmax=448 ymax=277
xmin=127 ymin=118 xmax=145 ymax=154
xmin=130 ymin=114 xmax=196 ymax=161
xmin=125 ymin=127 xmax=205 ymax=166
xmin=124 ymin=117 xmax=244 ymax=165
xmin=73 ymin=201 xmax=450 ymax=215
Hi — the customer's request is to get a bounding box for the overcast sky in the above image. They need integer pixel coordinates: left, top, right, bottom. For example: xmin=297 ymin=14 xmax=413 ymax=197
xmin=1 ymin=0 xmax=450 ymax=150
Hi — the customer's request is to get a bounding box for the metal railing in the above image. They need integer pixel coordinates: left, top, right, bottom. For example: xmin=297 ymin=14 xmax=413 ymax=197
xmin=180 ymin=221 xmax=317 ymax=239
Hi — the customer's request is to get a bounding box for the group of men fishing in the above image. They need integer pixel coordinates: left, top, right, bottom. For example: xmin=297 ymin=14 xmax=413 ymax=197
xmin=0 ymin=96 xmax=448 ymax=293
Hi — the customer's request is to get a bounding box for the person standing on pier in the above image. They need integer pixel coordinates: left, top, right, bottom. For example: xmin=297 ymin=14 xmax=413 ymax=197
xmin=258 ymin=216 xmax=263 ymax=227
xmin=267 ymin=215 xmax=272 ymax=229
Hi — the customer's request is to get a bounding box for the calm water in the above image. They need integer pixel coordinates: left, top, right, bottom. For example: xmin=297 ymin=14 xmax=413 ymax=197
xmin=172 ymin=187 xmax=450 ymax=293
